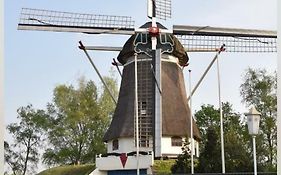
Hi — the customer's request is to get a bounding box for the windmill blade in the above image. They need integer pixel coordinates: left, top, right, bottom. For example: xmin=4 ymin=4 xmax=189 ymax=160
xmin=173 ymin=25 xmax=277 ymax=53
xmin=18 ymin=8 xmax=135 ymax=35
xmin=155 ymin=0 xmax=172 ymax=20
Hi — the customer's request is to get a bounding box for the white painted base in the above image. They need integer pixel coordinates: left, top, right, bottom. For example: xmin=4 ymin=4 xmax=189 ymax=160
xmin=92 ymin=136 xmax=199 ymax=175
xmin=89 ymin=166 xmax=153 ymax=175
xmin=96 ymin=153 xmax=154 ymax=171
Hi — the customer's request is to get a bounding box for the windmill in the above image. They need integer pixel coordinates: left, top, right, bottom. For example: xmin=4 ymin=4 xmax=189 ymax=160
xmin=17 ymin=0 xmax=277 ymax=175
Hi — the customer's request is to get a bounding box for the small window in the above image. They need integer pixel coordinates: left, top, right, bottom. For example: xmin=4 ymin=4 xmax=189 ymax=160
xmin=112 ymin=139 xmax=119 ymax=150
xmin=171 ymin=136 xmax=182 ymax=147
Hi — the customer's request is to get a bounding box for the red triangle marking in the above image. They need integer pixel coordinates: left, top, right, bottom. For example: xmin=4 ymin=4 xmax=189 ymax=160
xmin=119 ymin=153 xmax=128 ymax=168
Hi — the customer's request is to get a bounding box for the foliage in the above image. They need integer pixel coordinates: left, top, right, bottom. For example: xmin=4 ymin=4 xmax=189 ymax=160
xmin=194 ymin=103 xmax=252 ymax=173
xmin=194 ymin=104 xmax=220 ymax=150
xmin=222 ymin=103 xmax=252 ymax=172
xmin=153 ymin=160 xmax=175 ymax=175
xmin=37 ymin=164 xmax=95 ymax=175
xmin=197 ymin=127 xmax=221 ymax=173
xmin=171 ymin=138 xmax=192 ymax=174
xmin=4 ymin=141 xmax=22 ymax=175
xmin=42 ymin=76 xmax=118 ymax=166
xmin=5 ymin=105 xmax=47 ymax=175
xmin=193 ymin=68 xmax=277 ymax=172
xmin=170 ymin=68 xmax=277 ymax=173
xmin=240 ymin=68 xmax=277 ymax=171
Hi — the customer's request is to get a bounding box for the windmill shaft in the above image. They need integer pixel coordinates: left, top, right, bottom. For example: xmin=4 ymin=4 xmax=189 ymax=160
xmin=154 ymin=49 xmax=162 ymax=158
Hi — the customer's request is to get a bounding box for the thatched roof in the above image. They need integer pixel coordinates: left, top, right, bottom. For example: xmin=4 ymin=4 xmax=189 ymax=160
xmin=103 ymin=22 xmax=200 ymax=142
xmin=103 ymin=61 xmax=201 ymax=142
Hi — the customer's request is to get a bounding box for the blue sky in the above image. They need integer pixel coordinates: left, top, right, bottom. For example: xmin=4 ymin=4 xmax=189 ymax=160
xmin=4 ymin=0 xmax=277 ymax=170
xmin=5 ymin=0 xmax=277 ymax=125
xmin=5 ymin=0 xmax=277 ymax=124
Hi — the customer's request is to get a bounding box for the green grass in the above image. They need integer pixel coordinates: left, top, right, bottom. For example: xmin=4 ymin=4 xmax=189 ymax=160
xmin=37 ymin=164 xmax=95 ymax=175
xmin=153 ymin=159 xmax=176 ymax=175
xmin=37 ymin=160 xmax=175 ymax=175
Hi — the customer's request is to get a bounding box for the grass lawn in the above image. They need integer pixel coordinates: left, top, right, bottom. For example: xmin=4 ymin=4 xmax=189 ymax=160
xmin=37 ymin=159 xmax=175 ymax=175
xmin=37 ymin=164 xmax=95 ymax=175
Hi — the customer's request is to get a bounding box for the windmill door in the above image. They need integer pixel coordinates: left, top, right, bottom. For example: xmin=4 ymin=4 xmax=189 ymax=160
xmin=108 ymin=169 xmax=147 ymax=175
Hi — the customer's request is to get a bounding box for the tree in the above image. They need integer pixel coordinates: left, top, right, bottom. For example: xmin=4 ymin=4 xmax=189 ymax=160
xmin=194 ymin=103 xmax=252 ymax=173
xmin=5 ymin=105 xmax=46 ymax=175
xmin=240 ymin=68 xmax=277 ymax=171
xmin=171 ymin=138 xmax=192 ymax=174
xmin=4 ymin=141 xmax=21 ymax=175
xmin=197 ymin=127 xmax=221 ymax=173
xmin=42 ymin=76 xmax=118 ymax=166
xmin=194 ymin=104 xmax=220 ymax=150
xmin=221 ymin=103 xmax=252 ymax=172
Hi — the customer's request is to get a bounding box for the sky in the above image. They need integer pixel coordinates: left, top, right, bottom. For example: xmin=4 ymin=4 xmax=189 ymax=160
xmin=4 ymin=0 xmax=277 ymax=172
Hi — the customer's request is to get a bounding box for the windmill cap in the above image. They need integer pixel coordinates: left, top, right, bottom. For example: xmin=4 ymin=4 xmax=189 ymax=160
xmin=117 ymin=22 xmax=189 ymax=66
xmin=245 ymin=106 xmax=261 ymax=116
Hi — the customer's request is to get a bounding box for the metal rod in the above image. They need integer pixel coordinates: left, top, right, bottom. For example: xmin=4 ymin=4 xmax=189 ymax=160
xmin=83 ymin=46 xmax=123 ymax=51
xmin=184 ymin=48 xmax=220 ymax=52
xmin=253 ymin=136 xmax=257 ymax=175
xmin=79 ymin=41 xmax=117 ymax=105
xmin=150 ymin=64 xmax=162 ymax=94
xmin=116 ymin=65 xmax=122 ymax=77
xmin=112 ymin=58 xmax=122 ymax=77
xmin=277 ymin=11 xmax=281 ymax=174
xmin=134 ymin=53 xmax=140 ymax=175
xmin=216 ymin=56 xmax=225 ymax=173
xmin=187 ymin=44 xmax=225 ymax=101
xmin=189 ymin=69 xmax=194 ymax=174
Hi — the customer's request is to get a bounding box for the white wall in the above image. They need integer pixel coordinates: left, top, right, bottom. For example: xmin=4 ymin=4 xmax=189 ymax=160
xmin=107 ymin=136 xmax=199 ymax=157
xmin=107 ymin=137 xmax=152 ymax=153
xmin=161 ymin=137 xmax=199 ymax=157
xmin=161 ymin=137 xmax=182 ymax=157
